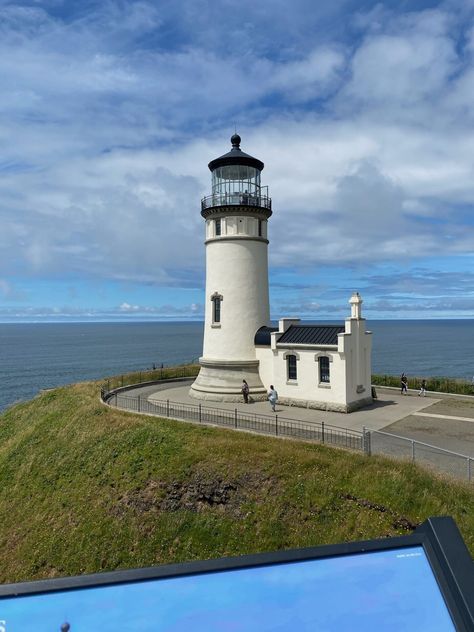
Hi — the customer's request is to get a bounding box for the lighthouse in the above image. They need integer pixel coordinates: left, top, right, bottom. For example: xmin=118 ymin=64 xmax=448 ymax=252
xmin=190 ymin=134 xmax=272 ymax=401
xmin=189 ymin=134 xmax=373 ymax=411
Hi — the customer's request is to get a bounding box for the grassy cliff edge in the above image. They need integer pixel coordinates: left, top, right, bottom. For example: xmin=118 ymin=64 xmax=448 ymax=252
xmin=0 ymin=379 xmax=473 ymax=584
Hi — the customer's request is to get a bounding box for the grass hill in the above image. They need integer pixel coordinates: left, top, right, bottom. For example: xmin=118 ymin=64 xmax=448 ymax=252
xmin=0 ymin=379 xmax=473 ymax=584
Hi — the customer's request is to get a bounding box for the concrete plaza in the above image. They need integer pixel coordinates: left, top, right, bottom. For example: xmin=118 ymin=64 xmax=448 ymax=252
xmin=123 ymin=380 xmax=474 ymax=458
xmin=143 ymin=381 xmax=434 ymax=432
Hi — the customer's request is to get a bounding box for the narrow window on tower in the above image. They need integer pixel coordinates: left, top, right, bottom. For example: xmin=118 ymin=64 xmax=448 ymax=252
xmin=211 ymin=293 xmax=223 ymax=325
xmin=213 ymin=297 xmax=221 ymax=322
xmin=319 ymin=356 xmax=330 ymax=383
xmin=287 ymin=354 xmax=297 ymax=381
xmin=215 ymin=218 xmax=222 ymax=236
xmin=258 ymin=219 xmax=263 ymax=237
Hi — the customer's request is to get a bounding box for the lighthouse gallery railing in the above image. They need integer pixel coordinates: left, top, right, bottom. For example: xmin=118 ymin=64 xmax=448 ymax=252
xmin=201 ymin=192 xmax=272 ymax=211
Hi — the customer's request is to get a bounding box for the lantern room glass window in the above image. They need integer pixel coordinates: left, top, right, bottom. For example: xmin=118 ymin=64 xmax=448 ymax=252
xmin=212 ymin=165 xmax=261 ymax=197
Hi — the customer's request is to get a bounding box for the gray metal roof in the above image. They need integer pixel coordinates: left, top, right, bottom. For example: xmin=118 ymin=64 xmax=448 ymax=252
xmin=208 ymin=134 xmax=264 ymax=172
xmin=254 ymin=326 xmax=278 ymax=346
xmin=277 ymin=325 xmax=344 ymax=346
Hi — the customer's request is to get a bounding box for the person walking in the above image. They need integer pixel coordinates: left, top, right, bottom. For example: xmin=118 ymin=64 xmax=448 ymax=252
xmin=241 ymin=379 xmax=249 ymax=404
xmin=401 ymin=373 xmax=408 ymax=395
xmin=418 ymin=379 xmax=427 ymax=397
xmin=268 ymin=385 xmax=278 ymax=412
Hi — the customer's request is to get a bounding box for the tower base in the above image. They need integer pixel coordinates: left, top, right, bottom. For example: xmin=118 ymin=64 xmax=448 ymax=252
xmin=189 ymin=358 xmax=268 ymax=402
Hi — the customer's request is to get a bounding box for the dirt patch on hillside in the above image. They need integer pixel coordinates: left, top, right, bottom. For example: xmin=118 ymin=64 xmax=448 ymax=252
xmin=112 ymin=472 xmax=278 ymax=518
xmin=341 ymin=493 xmax=419 ymax=531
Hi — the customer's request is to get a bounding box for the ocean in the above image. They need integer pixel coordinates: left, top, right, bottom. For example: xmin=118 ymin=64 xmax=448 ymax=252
xmin=0 ymin=320 xmax=473 ymax=412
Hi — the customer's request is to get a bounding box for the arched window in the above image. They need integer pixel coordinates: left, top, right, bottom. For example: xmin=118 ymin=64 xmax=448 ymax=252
xmin=314 ymin=353 xmax=333 ymax=386
xmin=211 ymin=292 xmax=223 ymax=324
xmin=287 ymin=354 xmax=297 ymax=381
xmin=319 ymin=356 xmax=330 ymax=383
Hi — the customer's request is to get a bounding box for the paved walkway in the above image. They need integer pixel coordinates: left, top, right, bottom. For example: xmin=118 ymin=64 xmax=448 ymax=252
xmin=137 ymin=380 xmax=439 ymax=433
xmin=413 ymin=412 xmax=474 ymax=424
xmin=109 ymin=380 xmax=474 ymax=482
xmin=118 ymin=380 xmax=474 ymax=458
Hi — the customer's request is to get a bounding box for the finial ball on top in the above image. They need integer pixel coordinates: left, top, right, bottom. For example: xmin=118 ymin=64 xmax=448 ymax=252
xmin=231 ymin=133 xmax=241 ymax=148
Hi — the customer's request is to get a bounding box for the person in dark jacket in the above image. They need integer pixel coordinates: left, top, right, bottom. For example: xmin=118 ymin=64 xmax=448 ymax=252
xmin=401 ymin=373 xmax=408 ymax=395
xmin=241 ymin=379 xmax=249 ymax=404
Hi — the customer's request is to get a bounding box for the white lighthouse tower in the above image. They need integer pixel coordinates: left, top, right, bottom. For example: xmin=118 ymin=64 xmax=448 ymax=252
xmin=190 ymin=134 xmax=272 ymax=401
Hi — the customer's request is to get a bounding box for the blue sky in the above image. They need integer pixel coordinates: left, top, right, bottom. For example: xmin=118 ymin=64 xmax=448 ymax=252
xmin=1 ymin=0 xmax=473 ymax=321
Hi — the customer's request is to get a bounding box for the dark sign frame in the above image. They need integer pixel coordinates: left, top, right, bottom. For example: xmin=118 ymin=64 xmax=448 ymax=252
xmin=1 ymin=516 xmax=473 ymax=630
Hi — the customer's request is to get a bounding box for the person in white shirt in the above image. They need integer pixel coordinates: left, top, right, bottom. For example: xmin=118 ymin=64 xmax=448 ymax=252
xmin=268 ymin=385 xmax=278 ymax=412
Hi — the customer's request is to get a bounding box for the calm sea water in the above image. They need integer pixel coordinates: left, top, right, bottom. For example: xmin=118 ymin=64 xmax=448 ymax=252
xmin=0 ymin=320 xmax=473 ymax=412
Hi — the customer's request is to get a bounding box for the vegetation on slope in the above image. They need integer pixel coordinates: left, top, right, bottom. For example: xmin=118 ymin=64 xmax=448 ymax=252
xmin=372 ymin=373 xmax=474 ymax=395
xmin=0 ymin=381 xmax=473 ymax=584
xmin=107 ymin=367 xmax=474 ymax=397
xmin=103 ymin=364 xmax=199 ymax=392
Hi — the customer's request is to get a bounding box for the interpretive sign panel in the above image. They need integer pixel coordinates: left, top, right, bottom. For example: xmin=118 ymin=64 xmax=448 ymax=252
xmin=0 ymin=517 xmax=472 ymax=631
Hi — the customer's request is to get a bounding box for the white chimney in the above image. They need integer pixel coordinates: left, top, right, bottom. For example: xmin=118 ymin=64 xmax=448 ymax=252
xmin=349 ymin=292 xmax=363 ymax=319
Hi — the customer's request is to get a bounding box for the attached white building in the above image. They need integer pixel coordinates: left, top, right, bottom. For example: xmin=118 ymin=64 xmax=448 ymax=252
xmin=255 ymin=293 xmax=372 ymax=412
xmin=190 ymin=135 xmax=372 ymax=412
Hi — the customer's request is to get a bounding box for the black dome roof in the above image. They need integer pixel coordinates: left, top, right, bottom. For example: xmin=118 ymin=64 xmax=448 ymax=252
xmin=208 ymin=135 xmax=264 ymax=172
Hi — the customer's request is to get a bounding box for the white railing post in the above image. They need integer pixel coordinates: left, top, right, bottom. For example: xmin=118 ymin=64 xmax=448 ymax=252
xmin=363 ymin=426 xmax=371 ymax=456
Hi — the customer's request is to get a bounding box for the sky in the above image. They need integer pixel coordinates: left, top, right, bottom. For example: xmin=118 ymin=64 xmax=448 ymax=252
xmin=1 ymin=0 xmax=474 ymax=322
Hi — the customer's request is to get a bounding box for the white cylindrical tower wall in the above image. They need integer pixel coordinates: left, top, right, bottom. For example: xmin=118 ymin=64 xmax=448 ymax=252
xmin=203 ymin=226 xmax=270 ymax=360
xmin=190 ymin=134 xmax=272 ymax=401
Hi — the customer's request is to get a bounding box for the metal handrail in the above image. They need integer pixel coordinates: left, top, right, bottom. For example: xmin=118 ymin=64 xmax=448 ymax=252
xmin=106 ymin=390 xmax=363 ymax=453
xmin=369 ymin=429 xmax=474 ymax=460
xmin=111 ymin=393 xmax=361 ymax=438
xmin=201 ymin=192 xmax=272 ymax=211
xmin=103 ymin=384 xmax=473 ymax=481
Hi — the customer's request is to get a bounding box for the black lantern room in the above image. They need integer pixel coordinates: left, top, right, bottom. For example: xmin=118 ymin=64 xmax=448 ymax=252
xmin=201 ymin=134 xmax=272 ymax=216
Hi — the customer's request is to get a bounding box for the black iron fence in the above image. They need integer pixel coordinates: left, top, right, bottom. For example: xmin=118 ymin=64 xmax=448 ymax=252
xmin=101 ymin=379 xmax=474 ymax=483
xmin=103 ymin=390 xmax=363 ymax=452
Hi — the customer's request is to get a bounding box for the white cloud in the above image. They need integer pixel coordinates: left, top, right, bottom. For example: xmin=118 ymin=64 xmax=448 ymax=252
xmin=268 ymin=46 xmax=346 ymax=101
xmin=0 ymin=301 xmax=205 ymax=321
xmin=0 ymin=279 xmax=26 ymax=301
xmin=119 ymin=302 xmax=139 ymax=312
xmin=1 ymin=0 xmax=474 ymax=319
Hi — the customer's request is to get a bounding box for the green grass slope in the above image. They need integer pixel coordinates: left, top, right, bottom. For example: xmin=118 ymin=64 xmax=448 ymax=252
xmin=0 ymin=381 xmax=473 ymax=584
